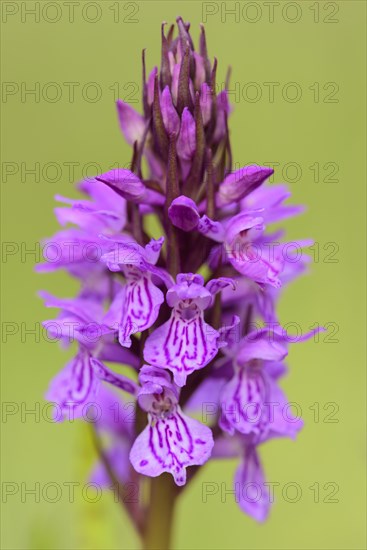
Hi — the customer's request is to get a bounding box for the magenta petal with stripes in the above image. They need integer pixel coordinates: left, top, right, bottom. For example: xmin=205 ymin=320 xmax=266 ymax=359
xmin=130 ymin=407 xmax=213 ymax=486
xmin=45 ymin=347 xmax=100 ymax=421
xmin=46 ymin=350 xmax=137 ymax=422
xmin=218 ymin=333 xmax=289 ymax=436
xmin=101 ymin=239 xmax=167 ymax=347
xmin=143 ymin=273 xmax=229 ymax=386
xmin=129 ymin=370 xmax=213 ymax=486
xmin=219 ymin=367 xmax=301 ymax=438
xmin=143 ymin=312 xmax=220 ymax=387
xmin=206 ymin=277 xmax=236 ymax=297
xmin=104 ymin=270 xmax=164 ymax=348
xmin=219 ymin=368 xmax=270 ymax=436
xmin=90 ymin=358 xmax=139 ymax=395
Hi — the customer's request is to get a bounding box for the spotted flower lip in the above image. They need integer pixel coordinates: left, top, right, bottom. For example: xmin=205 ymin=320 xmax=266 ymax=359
xmin=39 ymin=17 xmax=319 ymax=528
xmin=129 ymin=365 xmax=214 ymax=486
xmin=219 ymin=364 xmax=304 ymax=438
xmin=143 ymin=273 xmax=235 ymax=387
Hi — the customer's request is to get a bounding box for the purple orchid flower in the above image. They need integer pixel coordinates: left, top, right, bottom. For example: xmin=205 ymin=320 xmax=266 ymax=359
xmin=218 ymin=324 xmax=323 ymax=438
xmin=36 ymin=177 xmax=131 ymax=290
xmin=129 ymin=366 xmax=213 ymax=485
xmin=54 ymin=177 xmax=127 ymax=233
xmin=143 ymin=273 xmax=235 ymax=387
xmin=168 ymin=181 xmax=307 ymax=288
xmin=101 ymin=237 xmax=172 ymax=347
xmin=41 ymin=291 xmax=138 ymax=419
xmin=219 ymin=338 xmax=299 ymax=438
xmin=38 ymin=18 xmax=320 ymax=541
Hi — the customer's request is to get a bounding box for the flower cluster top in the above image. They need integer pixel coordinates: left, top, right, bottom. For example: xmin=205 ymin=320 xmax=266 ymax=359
xmin=38 ymin=18 xmax=319 ymax=522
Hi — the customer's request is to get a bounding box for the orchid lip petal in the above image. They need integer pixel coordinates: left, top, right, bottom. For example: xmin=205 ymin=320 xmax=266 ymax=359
xmin=143 ymin=310 xmax=220 ymax=387
xmin=129 ymin=406 xmax=213 ymax=486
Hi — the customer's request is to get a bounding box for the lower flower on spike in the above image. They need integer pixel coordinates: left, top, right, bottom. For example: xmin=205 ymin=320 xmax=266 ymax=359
xmin=129 ymin=366 xmax=214 ymax=486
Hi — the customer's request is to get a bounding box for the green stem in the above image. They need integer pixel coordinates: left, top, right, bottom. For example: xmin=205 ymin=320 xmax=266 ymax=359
xmin=143 ymin=474 xmax=177 ymax=550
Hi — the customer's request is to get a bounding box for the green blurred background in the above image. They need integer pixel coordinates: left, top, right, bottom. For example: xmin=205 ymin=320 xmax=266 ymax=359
xmin=1 ymin=1 xmax=366 ymax=548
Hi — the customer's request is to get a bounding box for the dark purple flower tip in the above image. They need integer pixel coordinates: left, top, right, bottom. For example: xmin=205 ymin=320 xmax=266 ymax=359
xmin=168 ymin=195 xmax=200 ymax=231
xmin=217 ymin=165 xmax=274 ymax=207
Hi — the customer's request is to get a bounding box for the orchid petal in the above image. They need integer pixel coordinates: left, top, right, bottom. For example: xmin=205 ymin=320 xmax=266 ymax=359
xmin=206 ymin=277 xmax=236 ymax=297
xmin=45 ymin=348 xmax=99 ymax=421
xmin=168 ymin=196 xmax=200 ymax=231
xmin=116 ymin=100 xmax=145 ymax=146
xmin=104 ymin=272 xmax=164 ymax=348
xmin=198 ymin=215 xmax=225 ymax=243
xmin=160 ymin=86 xmax=180 ymax=135
xmin=217 ymin=166 xmax=274 ymax=208
xmin=129 ymin=407 xmax=213 ymax=486
xmin=90 ymin=358 xmax=138 ymax=395
xmin=177 ymin=107 xmax=196 ymax=160
xmin=144 ymin=309 xmax=220 ymax=387
xmin=235 ymin=447 xmax=270 ymax=522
